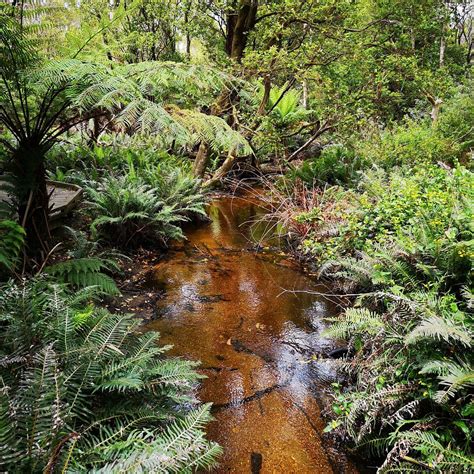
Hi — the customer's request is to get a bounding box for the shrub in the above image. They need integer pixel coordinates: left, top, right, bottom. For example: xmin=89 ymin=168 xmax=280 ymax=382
xmin=0 ymin=278 xmax=221 ymax=472
xmin=436 ymin=83 xmax=474 ymax=161
xmin=287 ymin=145 xmax=366 ymax=187
xmin=357 ymin=120 xmax=458 ymax=168
xmin=322 ymin=258 xmax=473 ymax=471
xmin=315 ymin=166 xmax=473 ymax=471
xmin=347 ymin=165 xmax=471 ymax=249
xmin=86 ymin=171 xmax=206 ymax=248
xmin=300 ymin=164 xmax=473 ymax=260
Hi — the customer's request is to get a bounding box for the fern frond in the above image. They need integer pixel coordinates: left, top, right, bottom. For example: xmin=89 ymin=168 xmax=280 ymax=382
xmin=324 ymin=308 xmax=385 ymax=339
xmin=44 ymin=258 xmax=120 ymax=295
xmin=405 ymin=315 xmax=472 ymax=347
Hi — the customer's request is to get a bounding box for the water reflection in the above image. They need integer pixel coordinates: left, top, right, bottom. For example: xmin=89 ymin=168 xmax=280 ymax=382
xmin=145 ymin=194 xmax=356 ymax=473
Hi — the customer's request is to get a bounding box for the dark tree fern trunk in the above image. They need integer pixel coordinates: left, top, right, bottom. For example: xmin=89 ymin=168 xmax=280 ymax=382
xmin=10 ymin=145 xmax=51 ymax=263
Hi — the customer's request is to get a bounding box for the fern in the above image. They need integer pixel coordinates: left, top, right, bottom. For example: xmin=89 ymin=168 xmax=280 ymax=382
xmin=86 ymin=172 xmax=205 ymax=248
xmin=0 ymin=220 xmax=25 ymax=273
xmin=44 ymin=258 xmax=120 ymax=295
xmin=421 ymin=360 xmax=474 ymax=403
xmin=405 ymin=315 xmax=472 ymax=347
xmin=395 ymin=431 xmax=474 ymax=471
xmin=324 ymin=308 xmax=385 ymax=339
xmin=0 ymin=279 xmax=221 ymax=472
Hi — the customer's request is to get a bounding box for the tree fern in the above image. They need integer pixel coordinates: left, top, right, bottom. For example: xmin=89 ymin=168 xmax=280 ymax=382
xmin=0 ymin=11 xmax=248 ymax=255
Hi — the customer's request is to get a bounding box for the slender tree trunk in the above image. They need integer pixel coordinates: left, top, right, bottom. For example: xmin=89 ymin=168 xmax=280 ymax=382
xmin=193 ymin=141 xmax=210 ymax=178
xmin=302 ymin=79 xmax=308 ymax=109
xmin=184 ymin=8 xmax=191 ymax=59
xmin=203 ymin=149 xmax=237 ymax=188
xmin=439 ymin=34 xmax=446 ymax=67
xmin=199 ymin=1 xmax=258 ymax=185
xmin=257 ymin=75 xmax=271 ymax=115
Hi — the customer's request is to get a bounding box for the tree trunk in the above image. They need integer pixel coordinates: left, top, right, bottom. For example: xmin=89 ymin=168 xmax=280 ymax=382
xmin=302 ymin=79 xmax=308 ymax=109
xmin=203 ymin=149 xmax=237 ymax=188
xmin=425 ymin=92 xmax=443 ymax=124
xmin=11 ymin=146 xmax=51 ymax=263
xmin=193 ymin=141 xmax=210 ymax=178
xmin=439 ymin=34 xmax=446 ymax=67
xmin=257 ymin=75 xmax=271 ymax=115
xmin=198 ymin=1 xmax=258 ymax=184
xmin=226 ymin=0 xmax=258 ymax=62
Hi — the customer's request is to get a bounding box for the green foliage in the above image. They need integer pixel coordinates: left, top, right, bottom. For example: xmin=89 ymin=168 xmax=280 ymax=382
xmin=268 ymin=84 xmax=308 ymax=124
xmin=44 ymin=257 xmax=120 ymax=295
xmin=287 ymin=146 xmax=365 ymax=187
xmin=436 ymin=81 xmax=474 ymax=158
xmin=316 ymin=167 xmax=474 ymax=469
xmin=342 ymin=164 xmax=472 ymax=253
xmin=0 ymin=279 xmax=221 ymax=472
xmin=354 ymin=82 xmax=474 ymax=169
xmin=358 ymin=120 xmax=459 ymax=168
xmin=0 ymin=220 xmax=25 ymax=274
xmin=86 ymin=168 xmax=206 ymax=247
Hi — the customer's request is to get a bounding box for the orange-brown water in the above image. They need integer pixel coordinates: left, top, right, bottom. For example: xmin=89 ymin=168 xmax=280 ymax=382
xmin=146 ymin=194 xmax=356 ymax=473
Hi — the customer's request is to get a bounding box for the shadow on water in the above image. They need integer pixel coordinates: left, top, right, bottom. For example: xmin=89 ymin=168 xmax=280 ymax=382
xmin=145 ymin=193 xmax=358 ymax=473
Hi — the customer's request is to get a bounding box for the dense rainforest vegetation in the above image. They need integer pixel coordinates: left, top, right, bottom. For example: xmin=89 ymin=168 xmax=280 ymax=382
xmin=0 ymin=0 xmax=472 ymax=472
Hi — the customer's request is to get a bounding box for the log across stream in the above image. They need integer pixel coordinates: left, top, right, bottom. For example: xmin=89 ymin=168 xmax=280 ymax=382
xmin=145 ymin=192 xmax=358 ymax=473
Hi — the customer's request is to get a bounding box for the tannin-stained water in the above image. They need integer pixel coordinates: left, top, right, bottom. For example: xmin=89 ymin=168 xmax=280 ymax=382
xmin=145 ymin=193 xmax=356 ymax=473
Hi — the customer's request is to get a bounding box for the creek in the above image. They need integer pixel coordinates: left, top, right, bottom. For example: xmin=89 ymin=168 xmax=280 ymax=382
xmin=146 ymin=192 xmax=357 ymax=473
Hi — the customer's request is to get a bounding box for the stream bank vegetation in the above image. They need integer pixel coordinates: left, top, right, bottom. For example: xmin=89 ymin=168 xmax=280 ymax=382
xmin=0 ymin=0 xmax=473 ymax=471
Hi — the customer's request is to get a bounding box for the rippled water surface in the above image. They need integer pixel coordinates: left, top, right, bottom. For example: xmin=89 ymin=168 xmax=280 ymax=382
xmin=146 ymin=193 xmax=356 ymax=473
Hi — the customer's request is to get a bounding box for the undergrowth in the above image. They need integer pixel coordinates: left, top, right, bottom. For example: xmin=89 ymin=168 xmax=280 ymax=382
xmin=0 ymin=278 xmax=222 ymax=472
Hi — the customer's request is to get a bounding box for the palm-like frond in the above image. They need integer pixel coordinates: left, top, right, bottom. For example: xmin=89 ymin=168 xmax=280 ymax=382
xmin=395 ymin=431 xmax=474 ymax=471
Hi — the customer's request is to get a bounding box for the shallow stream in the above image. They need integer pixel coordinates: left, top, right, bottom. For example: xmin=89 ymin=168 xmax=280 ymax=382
xmin=146 ymin=193 xmax=357 ymax=473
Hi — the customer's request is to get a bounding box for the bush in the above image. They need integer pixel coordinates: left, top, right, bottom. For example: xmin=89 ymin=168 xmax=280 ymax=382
xmin=346 ymin=165 xmax=472 ymax=250
xmin=436 ymin=83 xmax=474 ymax=161
xmin=287 ymin=145 xmax=366 ymax=187
xmin=357 ymin=120 xmax=458 ymax=168
xmin=300 ymin=164 xmax=473 ymax=260
xmin=46 ymin=141 xmax=178 ymax=187
xmin=306 ymin=165 xmax=474 ymax=470
xmin=0 ymin=278 xmax=221 ymax=472
xmin=321 ymin=216 xmax=473 ymax=471
xmin=87 ymin=164 xmax=205 ymax=247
